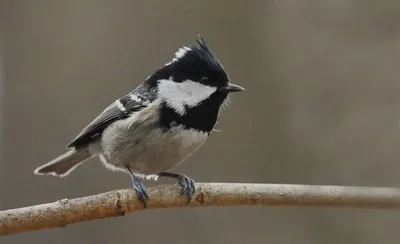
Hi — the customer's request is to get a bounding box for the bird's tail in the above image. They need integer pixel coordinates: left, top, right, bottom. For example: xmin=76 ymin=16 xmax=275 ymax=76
xmin=34 ymin=148 xmax=93 ymax=177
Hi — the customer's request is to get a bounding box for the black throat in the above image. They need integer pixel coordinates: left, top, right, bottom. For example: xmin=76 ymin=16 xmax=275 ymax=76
xmin=159 ymin=92 xmax=228 ymax=133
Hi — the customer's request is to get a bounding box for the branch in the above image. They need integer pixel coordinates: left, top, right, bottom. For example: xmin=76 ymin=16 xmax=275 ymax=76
xmin=2 ymin=182 xmax=400 ymax=236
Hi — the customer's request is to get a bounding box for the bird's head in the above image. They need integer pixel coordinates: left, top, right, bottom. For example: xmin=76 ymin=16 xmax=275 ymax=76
xmin=147 ymin=36 xmax=244 ymax=116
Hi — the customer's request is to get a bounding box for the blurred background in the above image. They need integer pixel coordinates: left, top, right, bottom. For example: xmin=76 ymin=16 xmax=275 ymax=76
xmin=2 ymin=0 xmax=400 ymax=243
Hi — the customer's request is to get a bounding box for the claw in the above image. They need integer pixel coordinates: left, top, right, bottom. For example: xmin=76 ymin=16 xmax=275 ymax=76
xmin=132 ymin=179 xmax=149 ymax=208
xmin=178 ymin=175 xmax=196 ymax=203
xmin=125 ymin=166 xmax=149 ymax=208
xmin=157 ymin=172 xmax=196 ymax=204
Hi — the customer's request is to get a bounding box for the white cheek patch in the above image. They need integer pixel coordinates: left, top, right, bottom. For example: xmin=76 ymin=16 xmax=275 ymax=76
xmin=157 ymin=79 xmax=217 ymax=115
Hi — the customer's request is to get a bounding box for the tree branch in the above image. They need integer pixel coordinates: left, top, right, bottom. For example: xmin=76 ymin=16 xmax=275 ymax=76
xmin=2 ymin=182 xmax=400 ymax=236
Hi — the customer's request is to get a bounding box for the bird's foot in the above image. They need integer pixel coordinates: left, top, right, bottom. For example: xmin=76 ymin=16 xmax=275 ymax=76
xmin=125 ymin=166 xmax=149 ymax=208
xmin=177 ymin=175 xmax=196 ymax=203
xmin=158 ymin=172 xmax=195 ymax=204
xmin=132 ymin=177 xmax=149 ymax=208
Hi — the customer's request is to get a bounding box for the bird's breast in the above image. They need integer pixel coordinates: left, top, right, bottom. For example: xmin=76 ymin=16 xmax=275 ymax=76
xmin=133 ymin=126 xmax=209 ymax=173
xmin=100 ymin=106 xmax=209 ymax=174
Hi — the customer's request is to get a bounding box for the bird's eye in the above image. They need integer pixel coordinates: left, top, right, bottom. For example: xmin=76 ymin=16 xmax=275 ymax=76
xmin=200 ymin=77 xmax=208 ymax=84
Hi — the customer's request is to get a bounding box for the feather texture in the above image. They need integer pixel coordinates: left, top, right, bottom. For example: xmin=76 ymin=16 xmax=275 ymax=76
xmin=67 ymin=88 xmax=152 ymax=148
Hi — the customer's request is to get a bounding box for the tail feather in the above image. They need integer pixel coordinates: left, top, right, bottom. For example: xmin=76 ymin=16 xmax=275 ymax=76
xmin=34 ymin=148 xmax=93 ymax=177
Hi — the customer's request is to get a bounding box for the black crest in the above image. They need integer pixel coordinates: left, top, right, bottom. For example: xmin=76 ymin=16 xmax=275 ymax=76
xmin=145 ymin=36 xmax=229 ymax=89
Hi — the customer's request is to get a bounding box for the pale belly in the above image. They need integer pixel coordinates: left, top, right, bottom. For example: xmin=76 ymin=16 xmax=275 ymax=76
xmin=97 ymin=110 xmax=209 ymax=175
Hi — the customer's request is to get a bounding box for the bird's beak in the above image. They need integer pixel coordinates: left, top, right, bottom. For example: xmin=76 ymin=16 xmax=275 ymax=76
xmin=218 ymin=83 xmax=245 ymax=93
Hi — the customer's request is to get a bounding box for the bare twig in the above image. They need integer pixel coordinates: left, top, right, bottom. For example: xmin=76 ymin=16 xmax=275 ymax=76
xmin=1 ymin=183 xmax=400 ymax=236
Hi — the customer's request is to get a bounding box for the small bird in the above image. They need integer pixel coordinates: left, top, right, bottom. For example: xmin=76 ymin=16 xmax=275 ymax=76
xmin=34 ymin=36 xmax=244 ymax=207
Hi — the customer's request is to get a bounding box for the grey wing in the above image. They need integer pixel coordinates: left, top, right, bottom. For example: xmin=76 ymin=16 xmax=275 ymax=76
xmin=66 ymin=93 xmax=149 ymax=149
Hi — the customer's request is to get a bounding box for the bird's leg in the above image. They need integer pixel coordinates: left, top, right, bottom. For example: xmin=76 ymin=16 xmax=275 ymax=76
xmin=125 ymin=166 xmax=149 ymax=208
xmin=158 ymin=172 xmax=195 ymax=203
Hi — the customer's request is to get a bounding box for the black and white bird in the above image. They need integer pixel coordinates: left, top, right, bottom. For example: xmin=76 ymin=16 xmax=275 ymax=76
xmin=34 ymin=36 xmax=244 ymax=207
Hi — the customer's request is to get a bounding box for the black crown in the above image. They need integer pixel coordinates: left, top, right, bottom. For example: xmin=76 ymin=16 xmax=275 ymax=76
xmin=146 ymin=36 xmax=229 ymax=89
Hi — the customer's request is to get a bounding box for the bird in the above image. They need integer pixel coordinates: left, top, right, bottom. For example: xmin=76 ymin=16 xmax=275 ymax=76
xmin=34 ymin=36 xmax=245 ymax=207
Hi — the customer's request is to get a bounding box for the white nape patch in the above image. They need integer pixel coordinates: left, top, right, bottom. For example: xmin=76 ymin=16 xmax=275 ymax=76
xmin=174 ymin=46 xmax=190 ymax=60
xmin=158 ymin=79 xmax=217 ymax=115
xmin=164 ymin=46 xmax=191 ymax=66
xmin=115 ymin=99 xmax=126 ymax=112
xmin=129 ymin=94 xmax=142 ymax=103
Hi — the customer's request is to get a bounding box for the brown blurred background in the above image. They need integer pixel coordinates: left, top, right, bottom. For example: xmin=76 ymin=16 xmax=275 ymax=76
xmin=2 ymin=0 xmax=400 ymax=243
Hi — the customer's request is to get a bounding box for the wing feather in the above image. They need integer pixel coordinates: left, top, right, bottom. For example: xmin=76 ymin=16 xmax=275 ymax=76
xmin=66 ymin=92 xmax=150 ymax=148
